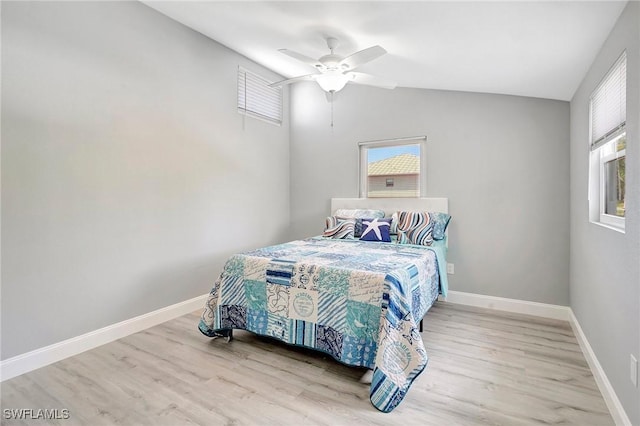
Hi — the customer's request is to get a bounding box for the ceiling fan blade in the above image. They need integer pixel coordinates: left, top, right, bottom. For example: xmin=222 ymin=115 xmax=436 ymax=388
xmin=347 ymin=72 xmax=397 ymax=89
xmin=269 ymin=74 xmax=318 ymax=87
xmin=340 ymin=45 xmax=387 ymax=70
xmin=278 ymin=49 xmax=324 ymax=70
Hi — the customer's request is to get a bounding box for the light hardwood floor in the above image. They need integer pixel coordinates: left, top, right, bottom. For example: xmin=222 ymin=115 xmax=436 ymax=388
xmin=1 ymin=302 xmax=613 ymax=425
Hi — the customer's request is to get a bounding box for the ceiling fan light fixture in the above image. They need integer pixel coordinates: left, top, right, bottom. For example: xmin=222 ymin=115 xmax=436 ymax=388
xmin=274 ymin=38 xmax=395 ymax=93
xmin=316 ymin=73 xmax=350 ymax=92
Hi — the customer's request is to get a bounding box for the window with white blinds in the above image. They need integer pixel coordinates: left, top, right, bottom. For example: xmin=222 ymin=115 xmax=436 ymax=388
xmin=590 ymin=51 xmax=626 ymax=150
xmin=588 ymin=50 xmax=627 ymax=231
xmin=237 ymin=67 xmax=282 ymax=126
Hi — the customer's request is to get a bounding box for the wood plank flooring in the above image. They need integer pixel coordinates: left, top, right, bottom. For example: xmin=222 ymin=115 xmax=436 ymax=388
xmin=1 ymin=302 xmax=613 ymax=425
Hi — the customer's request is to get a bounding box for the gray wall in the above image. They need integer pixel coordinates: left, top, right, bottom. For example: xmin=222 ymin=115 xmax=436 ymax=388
xmin=3 ymin=3 xmax=635 ymax=421
xmin=569 ymin=2 xmax=640 ymax=424
xmin=290 ymin=84 xmax=570 ymax=305
xmin=1 ymin=1 xmax=290 ymax=360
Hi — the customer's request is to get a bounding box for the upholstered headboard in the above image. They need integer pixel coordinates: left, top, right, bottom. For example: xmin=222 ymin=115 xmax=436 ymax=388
xmin=330 ymin=198 xmax=448 ymax=217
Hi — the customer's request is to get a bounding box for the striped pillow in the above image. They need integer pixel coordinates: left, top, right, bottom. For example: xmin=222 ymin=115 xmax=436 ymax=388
xmin=324 ymin=216 xmax=356 ymax=239
xmin=396 ymin=211 xmax=434 ymax=246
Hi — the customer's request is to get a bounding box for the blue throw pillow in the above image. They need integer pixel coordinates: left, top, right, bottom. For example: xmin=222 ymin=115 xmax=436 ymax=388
xmin=359 ymin=218 xmax=392 ymax=242
xmin=353 ymin=218 xmax=366 ymax=238
xmin=430 ymin=212 xmax=451 ymax=240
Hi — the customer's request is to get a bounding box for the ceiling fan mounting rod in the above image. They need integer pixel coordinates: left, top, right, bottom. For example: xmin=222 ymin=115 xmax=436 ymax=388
xmin=326 ymin=37 xmax=339 ymax=53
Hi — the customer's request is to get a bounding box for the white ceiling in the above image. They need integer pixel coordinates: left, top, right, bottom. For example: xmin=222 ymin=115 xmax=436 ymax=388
xmin=143 ymin=1 xmax=627 ymax=101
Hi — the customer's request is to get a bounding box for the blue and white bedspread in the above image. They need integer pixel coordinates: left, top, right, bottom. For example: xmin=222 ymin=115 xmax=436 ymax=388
xmin=198 ymin=237 xmax=447 ymax=412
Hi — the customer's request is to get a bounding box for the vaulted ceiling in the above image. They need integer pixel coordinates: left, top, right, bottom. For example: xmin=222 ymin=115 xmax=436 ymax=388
xmin=143 ymin=1 xmax=627 ymax=101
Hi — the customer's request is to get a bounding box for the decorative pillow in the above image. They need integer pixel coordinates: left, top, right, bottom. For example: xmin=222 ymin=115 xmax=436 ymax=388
xmin=334 ymin=217 xmax=364 ymax=237
xmin=359 ymin=218 xmax=392 ymax=242
xmin=333 ymin=208 xmax=385 ymax=219
xmin=396 ymin=211 xmax=434 ymax=246
xmin=324 ymin=216 xmax=355 ymax=239
xmin=352 ymin=218 xmax=385 ymax=238
xmin=353 ymin=218 xmax=365 ymax=238
xmin=390 ymin=212 xmax=399 ymax=235
xmin=430 ymin=212 xmax=451 ymax=240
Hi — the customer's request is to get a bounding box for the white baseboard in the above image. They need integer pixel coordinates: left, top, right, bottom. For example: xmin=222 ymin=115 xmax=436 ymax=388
xmin=443 ymin=290 xmax=570 ymax=321
xmin=0 ymin=294 xmax=208 ymax=382
xmin=568 ymin=310 xmax=632 ymax=426
xmin=442 ymin=290 xmax=630 ymax=426
xmin=1 ymin=290 xmax=632 ymax=426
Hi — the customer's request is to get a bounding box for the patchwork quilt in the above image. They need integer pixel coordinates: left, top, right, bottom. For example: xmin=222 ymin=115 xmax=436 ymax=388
xmin=198 ymin=237 xmax=445 ymax=412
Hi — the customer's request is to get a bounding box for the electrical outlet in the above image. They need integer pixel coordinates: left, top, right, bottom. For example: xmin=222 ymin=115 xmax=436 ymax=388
xmin=631 ymin=354 xmax=638 ymax=387
xmin=446 ymin=263 xmax=455 ymax=274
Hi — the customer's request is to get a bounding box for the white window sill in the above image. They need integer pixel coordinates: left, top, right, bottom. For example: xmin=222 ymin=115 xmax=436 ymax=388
xmin=589 ymin=220 xmax=625 ymax=234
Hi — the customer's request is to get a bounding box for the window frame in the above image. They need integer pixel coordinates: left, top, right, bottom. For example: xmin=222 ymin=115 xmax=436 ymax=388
xmin=237 ymin=66 xmax=283 ymax=126
xmin=598 ymin=135 xmax=626 ymax=228
xmin=358 ymin=136 xmax=427 ymax=198
xmin=588 ymin=51 xmax=626 ymax=232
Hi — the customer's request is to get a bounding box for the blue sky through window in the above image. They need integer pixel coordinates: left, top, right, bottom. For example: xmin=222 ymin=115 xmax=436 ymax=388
xmin=368 ymin=144 xmax=420 ymax=163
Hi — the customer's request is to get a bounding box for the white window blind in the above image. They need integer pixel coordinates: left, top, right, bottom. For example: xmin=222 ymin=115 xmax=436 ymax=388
xmin=237 ymin=67 xmax=282 ymax=125
xmin=590 ymin=51 xmax=626 ymax=150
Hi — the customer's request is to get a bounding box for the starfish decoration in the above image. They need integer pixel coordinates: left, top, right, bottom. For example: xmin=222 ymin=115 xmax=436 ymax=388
xmin=361 ymin=218 xmax=391 ymax=240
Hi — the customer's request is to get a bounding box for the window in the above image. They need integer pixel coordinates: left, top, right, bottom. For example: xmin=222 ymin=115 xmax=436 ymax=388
xmin=589 ymin=51 xmax=626 ymax=230
xmin=237 ymin=66 xmax=282 ymax=125
xmin=359 ymin=136 xmax=427 ymax=198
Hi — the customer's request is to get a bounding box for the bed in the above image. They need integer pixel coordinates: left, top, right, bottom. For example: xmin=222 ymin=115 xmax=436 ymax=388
xmin=198 ymin=198 xmax=450 ymax=412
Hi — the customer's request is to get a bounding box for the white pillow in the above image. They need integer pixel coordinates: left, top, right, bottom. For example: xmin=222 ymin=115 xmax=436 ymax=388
xmin=333 ymin=208 xmax=385 ymax=219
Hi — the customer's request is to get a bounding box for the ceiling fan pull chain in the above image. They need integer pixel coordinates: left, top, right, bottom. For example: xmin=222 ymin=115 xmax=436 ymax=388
xmin=330 ymin=92 xmax=334 ymax=128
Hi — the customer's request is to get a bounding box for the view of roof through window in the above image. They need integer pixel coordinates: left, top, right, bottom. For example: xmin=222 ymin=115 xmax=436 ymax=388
xmin=367 ymin=144 xmax=420 ymax=197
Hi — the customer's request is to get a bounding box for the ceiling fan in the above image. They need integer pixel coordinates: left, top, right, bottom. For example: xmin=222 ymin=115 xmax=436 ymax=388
xmin=270 ymin=37 xmax=397 ymax=93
